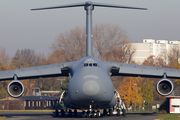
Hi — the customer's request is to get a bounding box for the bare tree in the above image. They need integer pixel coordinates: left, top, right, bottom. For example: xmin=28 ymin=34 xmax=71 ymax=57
xmin=93 ymin=24 xmax=130 ymax=58
xmin=12 ymin=48 xmax=46 ymax=68
xmin=0 ymin=48 xmax=10 ymax=65
xmin=102 ymin=42 xmax=135 ymax=63
xmin=168 ymin=44 xmax=180 ymax=65
xmin=51 ymin=27 xmax=86 ymax=61
xmin=50 ymin=24 xmax=132 ymax=62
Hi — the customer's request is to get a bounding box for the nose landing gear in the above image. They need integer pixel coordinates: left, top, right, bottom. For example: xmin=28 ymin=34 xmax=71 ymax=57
xmin=81 ymin=110 xmax=101 ymax=118
xmin=82 ymin=105 xmax=101 ymax=118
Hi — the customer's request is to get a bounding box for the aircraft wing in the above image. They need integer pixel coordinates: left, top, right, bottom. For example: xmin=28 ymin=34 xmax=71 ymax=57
xmin=0 ymin=61 xmax=76 ymax=81
xmin=105 ymin=61 xmax=180 ymax=79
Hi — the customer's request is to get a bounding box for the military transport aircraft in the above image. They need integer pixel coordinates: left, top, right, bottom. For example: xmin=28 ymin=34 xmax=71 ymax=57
xmin=0 ymin=1 xmax=178 ymax=118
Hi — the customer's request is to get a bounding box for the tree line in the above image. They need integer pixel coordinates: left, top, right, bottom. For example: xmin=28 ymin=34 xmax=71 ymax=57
xmin=0 ymin=24 xmax=180 ymax=110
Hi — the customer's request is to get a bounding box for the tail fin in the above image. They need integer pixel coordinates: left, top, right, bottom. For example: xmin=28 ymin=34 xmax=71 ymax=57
xmin=32 ymin=1 xmax=147 ymax=57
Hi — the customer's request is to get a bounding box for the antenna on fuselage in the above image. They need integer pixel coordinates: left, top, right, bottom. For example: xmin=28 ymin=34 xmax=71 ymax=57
xmin=31 ymin=1 xmax=147 ymax=57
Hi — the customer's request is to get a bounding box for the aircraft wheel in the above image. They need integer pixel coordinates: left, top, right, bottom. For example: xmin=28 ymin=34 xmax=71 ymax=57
xmin=82 ymin=111 xmax=86 ymax=118
xmin=74 ymin=109 xmax=77 ymax=117
xmin=92 ymin=111 xmax=95 ymax=118
xmin=97 ymin=110 xmax=101 ymax=118
xmin=61 ymin=109 xmax=65 ymax=117
xmin=86 ymin=111 xmax=90 ymax=118
xmin=55 ymin=109 xmax=59 ymax=117
xmin=122 ymin=109 xmax=126 ymax=116
xmin=109 ymin=109 xmax=113 ymax=116
xmin=117 ymin=109 xmax=120 ymax=116
xmin=69 ymin=109 xmax=72 ymax=117
xmin=103 ymin=109 xmax=107 ymax=116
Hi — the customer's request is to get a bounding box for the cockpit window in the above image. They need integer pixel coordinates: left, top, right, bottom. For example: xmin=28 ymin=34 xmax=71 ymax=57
xmin=84 ymin=63 xmax=88 ymax=67
xmin=89 ymin=63 xmax=92 ymax=67
xmin=83 ymin=63 xmax=99 ymax=67
xmin=93 ymin=63 xmax=97 ymax=67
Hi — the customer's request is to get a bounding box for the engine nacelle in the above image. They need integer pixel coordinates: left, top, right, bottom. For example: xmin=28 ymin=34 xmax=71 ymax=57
xmin=156 ymin=78 xmax=174 ymax=96
xmin=7 ymin=80 xmax=24 ymax=98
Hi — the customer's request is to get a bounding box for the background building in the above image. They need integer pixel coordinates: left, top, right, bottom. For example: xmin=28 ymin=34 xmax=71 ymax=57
xmin=166 ymin=96 xmax=180 ymax=113
xmin=131 ymin=39 xmax=180 ymax=64
xmin=0 ymin=96 xmax=59 ymax=110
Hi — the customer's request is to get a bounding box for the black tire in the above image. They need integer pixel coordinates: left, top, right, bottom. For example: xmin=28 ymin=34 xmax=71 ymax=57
xmin=97 ymin=110 xmax=101 ymax=118
xmin=122 ymin=109 xmax=126 ymax=116
xmin=69 ymin=109 xmax=72 ymax=117
xmin=109 ymin=109 xmax=113 ymax=116
xmin=86 ymin=111 xmax=90 ymax=118
xmin=117 ymin=109 xmax=120 ymax=116
xmin=61 ymin=109 xmax=65 ymax=117
xmin=103 ymin=109 xmax=107 ymax=116
xmin=92 ymin=111 xmax=95 ymax=118
xmin=74 ymin=109 xmax=77 ymax=117
xmin=82 ymin=111 xmax=86 ymax=118
xmin=55 ymin=109 xmax=59 ymax=117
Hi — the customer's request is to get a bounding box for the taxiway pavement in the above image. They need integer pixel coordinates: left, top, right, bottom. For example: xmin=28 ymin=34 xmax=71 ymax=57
xmin=1 ymin=112 xmax=163 ymax=120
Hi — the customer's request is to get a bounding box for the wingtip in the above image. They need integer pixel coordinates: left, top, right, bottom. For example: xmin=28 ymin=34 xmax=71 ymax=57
xmin=144 ymin=8 xmax=148 ymax=10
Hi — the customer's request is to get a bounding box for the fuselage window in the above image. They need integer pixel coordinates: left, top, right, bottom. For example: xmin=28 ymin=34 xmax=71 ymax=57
xmin=89 ymin=63 xmax=92 ymax=67
xmin=84 ymin=63 xmax=88 ymax=67
xmin=93 ymin=63 xmax=97 ymax=67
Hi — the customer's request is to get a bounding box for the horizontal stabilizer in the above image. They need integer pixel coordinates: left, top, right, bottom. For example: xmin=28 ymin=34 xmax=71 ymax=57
xmin=92 ymin=2 xmax=147 ymax=10
xmin=31 ymin=2 xmax=86 ymax=10
xmin=31 ymin=1 xmax=147 ymax=11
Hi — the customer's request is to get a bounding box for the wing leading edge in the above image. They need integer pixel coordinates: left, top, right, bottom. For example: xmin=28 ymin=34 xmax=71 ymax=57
xmin=105 ymin=61 xmax=180 ymax=79
xmin=0 ymin=61 xmax=76 ymax=81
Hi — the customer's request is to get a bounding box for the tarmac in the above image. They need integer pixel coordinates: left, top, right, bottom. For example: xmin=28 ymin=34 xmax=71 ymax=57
xmin=0 ymin=112 xmax=163 ymax=120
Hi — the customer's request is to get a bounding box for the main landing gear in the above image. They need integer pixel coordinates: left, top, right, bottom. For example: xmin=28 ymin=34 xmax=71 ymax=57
xmin=102 ymin=108 xmax=126 ymax=116
xmin=55 ymin=109 xmax=77 ymax=117
xmin=55 ymin=109 xmax=101 ymax=118
xmin=56 ymin=89 xmax=126 ymax=118
xmin=55 ymin=108 xmax=126 ymax=118
xmin=102 ymin=90 xmax=126 ymax=117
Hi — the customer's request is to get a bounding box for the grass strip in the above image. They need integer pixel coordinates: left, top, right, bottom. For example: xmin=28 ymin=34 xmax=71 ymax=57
xmin=126 ymin=111 xmax=154 ymax=113
xmin=0 ymin=110 xmax=54 ymax=112
xmin=0 ymin=116 xmax=6 ymax=120
xmin=159 ymin=114 xmax=180 ymax=120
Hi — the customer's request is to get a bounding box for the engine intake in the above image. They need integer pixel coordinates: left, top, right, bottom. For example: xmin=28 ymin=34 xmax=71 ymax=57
xmin=7 ymin=80 xmax=24 ymax=98
xmin=156 ymin=78 xmax=174 ymax=96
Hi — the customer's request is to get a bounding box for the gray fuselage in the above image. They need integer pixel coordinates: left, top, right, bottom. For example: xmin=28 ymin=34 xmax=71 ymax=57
xmin=64 ymin=57 xmax=116 ymax=109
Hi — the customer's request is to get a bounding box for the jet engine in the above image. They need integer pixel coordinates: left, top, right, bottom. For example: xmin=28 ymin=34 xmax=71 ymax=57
xmin=7 ymin=80 xmax=24 ymax=98
xmin=156 ymin=78 xmax=174 ymax=96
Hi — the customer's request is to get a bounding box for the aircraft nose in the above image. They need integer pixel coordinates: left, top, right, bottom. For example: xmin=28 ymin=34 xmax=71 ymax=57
xmin=82 ymin=80 xmax=99 ymax=96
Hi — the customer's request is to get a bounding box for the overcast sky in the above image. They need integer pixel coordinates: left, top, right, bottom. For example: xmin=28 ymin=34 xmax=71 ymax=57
xmin=1 ymin=0 xmax=180 ymax=57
